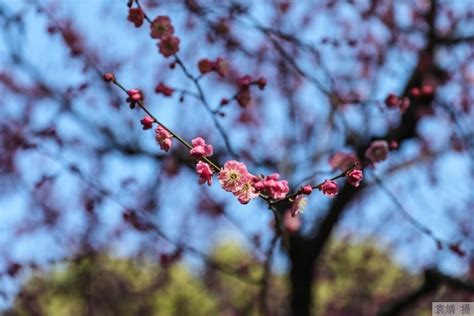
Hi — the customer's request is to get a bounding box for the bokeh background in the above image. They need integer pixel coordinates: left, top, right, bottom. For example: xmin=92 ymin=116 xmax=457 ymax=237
xmin=0 ymin=0 xmax=473 ymax=315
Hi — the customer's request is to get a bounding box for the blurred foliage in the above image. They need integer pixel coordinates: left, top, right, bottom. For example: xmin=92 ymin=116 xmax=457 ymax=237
xmin=315 ymin=240 xmax=420 ymax=315
xmin=6 ymin=240 xmax=428 ymax=316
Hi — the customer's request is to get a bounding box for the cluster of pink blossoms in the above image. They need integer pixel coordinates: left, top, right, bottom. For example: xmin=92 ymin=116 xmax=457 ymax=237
xmin=149 ymin=16 xmax=180 ymax=57
xmin=198 ymin=57 xmax=230 ymax=77
xmin=189 ymin=137 xmax=213 ymax=158
xmin=127 ymin=10 xmax=180 ymax=58
xmin=253 ymin=174 xmax=289 ymax=200
xmin=131 ymin=107 xmax=366 ymax=209
xmin=235 ymin=75 xmax=267 ymax=107
xmin=217 ymin=161 xmax=259 ymax=204
xmin=155 ymin=126 xmax=173 ymax=152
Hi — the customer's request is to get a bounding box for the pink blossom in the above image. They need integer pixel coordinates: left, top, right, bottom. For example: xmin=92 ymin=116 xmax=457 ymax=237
xmin=155 ymin=82 xmax=174 ymax=96
xmin=158 ymin=36 xmax=180 ymax=57
xmin=384 ymin=93 xmax=411 ymax=113
xmin=214 ymin=57 xmax=229 ymax=77
xmin=127 ymin=8 xmax=144 ymax=28
xmin=218 ymin=160 xmax=249 ymax=192
xmin=329 ymin=152 xmax=359 ymax=171
xmin=346 ymin=169 xmax=363 ymax=187
xmin=102 ymin=72 xmax=115 ymax=82
xmin=196 ymin=161 xmax=213 ymax=186
xmin=237 ymin=75 xmax=253 ymax=87
xmin=257 ymin=77 xmax=267 ymax=90
xmin=284 ymin=210 xmax=301 ymax=233
xmin=198 ymin=59 xmax=214 ymax=74
xmin=290 ymin=195 xmax=308 ymax=217
xmin=319 ymin=180 xmax=339 ymax=198
xmin=127 ymin=89 xmax=143 ymax=109
xmin=155 ymin=126 xmax=173 ymax=152
xmin=410 ymin=87 xmax=420 ymax=97
xmin=365 ymin=140 xmax=389 ymax=163
xmin=236 ymin=88 xmax=251 ymax=107
xmin=233 ymin=175 xmax=259 ymax=204
xmin=399 ymin=96 xmax=410 ymax=113
xmin=421 ymin=84 xmax=434 ymax=96
xmin=150 ymin=16 xmax=174 ymax=40
xmin=385 ymin=93 xmax=399 ymax=108
xmin=127 ymin=89 xmax=143 ymax=101
xmin=190 ymin=137 xmax=213 ymax=158
xmin=253 ymin=173 xmax=289 ymax=199
xmin=220 ymin=98 xmax=229 ymax=106
xmin=140 ymin=116 xmax=154 ymax=130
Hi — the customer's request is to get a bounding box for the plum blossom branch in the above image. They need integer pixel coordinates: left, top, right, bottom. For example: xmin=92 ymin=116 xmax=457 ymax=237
xmin=36 ymin=144 xmax=260 ymax=285
xmin=173 ymin=55 xmax=239 ymax=158
xmin=271 ymin=162 xmax=361 ymax=206
xmin=130 ymin=0 xmax=239 ymax=158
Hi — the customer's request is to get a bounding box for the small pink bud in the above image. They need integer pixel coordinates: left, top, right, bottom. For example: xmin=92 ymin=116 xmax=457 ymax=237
xmin=389 ymin=140 xmax=399 ymax=150
xmin=102 ymin=72 xmax=115 ymax=82
xmin=385 ymin=93 xmax=399 ymax=108
xmin=220 ymin=98 xmax=229 ymax=106
xmin=301 ymin=185 xmax=313 ymax=195
xmin=257 ymin=77 xmax=267 ymax=90
xmin=140 ymin=116 xmax=154 ymax=130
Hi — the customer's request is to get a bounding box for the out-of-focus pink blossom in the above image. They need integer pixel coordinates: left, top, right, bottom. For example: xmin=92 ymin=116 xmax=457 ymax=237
xmin=127 ymin=8 xmax=144 ymax=28
xmin=329 ymin=152 xmax=359 ymax=171
xmin=346 ymin=169 xmax=363 ymax=187
xmin=284 ymin=210 xmax=301 ymax=233
xmin=150 ymin=16 xmax=174 ymax=39
xmin=365 ymin=140 xmax=389 ymax=163
xmin=290 ymin=195 xmax=308 ymax=217
xmin=158 ymin=36 xmax=180 ymax=57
